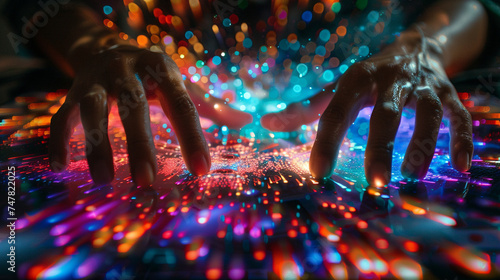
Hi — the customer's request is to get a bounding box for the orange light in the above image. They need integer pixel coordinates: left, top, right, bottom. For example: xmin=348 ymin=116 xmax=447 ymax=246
xmin=404 ymin=241 xmax=419 ymax=253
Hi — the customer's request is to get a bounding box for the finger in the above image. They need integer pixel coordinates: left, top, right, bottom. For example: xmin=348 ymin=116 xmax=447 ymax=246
xmin=401 ymin=87 xmax=443 ymax=179
xmin=261 ymin=83 xmax=335 ymax=132
xmin=139 ymin=59 xmax=210 ymax=175
xmin=115 ymin=73 xmax=157 ymax=186
xmin=49 ymin=98 xmax=80 ymax=172
xmin=364 ymin=81 xmax=411 ymax=186
xmin=310 ymin=63 xmax=374 ymax=179
xmin=80 ymin=84 xmax=115 ymax=185
xmin=184 ymin=80 xmax=253 ymax=129
xmin=442 ymin=87 xmax=473 ymax=172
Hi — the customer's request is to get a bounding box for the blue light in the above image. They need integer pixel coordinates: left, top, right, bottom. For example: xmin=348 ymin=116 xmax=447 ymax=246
xmin=293 ymin=85 xmax=302 ymax=93
xmin=185 ymin=31 xmax=194 ymax=40
xmin=302 ymin=11 xmax=313 ymax=22
xmin=323 ymin=70 xmax=334 ymax=82
xmin=212 ymin=56 xmax=222 ymax=65
xmin=319 ymin=29 xmax=331 ymax=42
xmin=296 ymin=63 xmax=308 ymax=76
xmin=103 ymin=5 xmax=113 ymax=15
xmin=210 ymin=73 xmax=218 ymax=83
xmin=367 ymin=10 xmax=379 ymax=23
xmin=315 ymin=46 xmax=326 ymax=56
xmin=339 ymin=64 xmax=349 ymax=74
xmin=359 ymin=45 xmax=369 ymax=56
xmin=223 ymin=18 xmax=232 ymax=27
xmin=243 ymin=38 xmax=253 ymax=48
xmin=261 ymin=63 xmax=269 ymax=72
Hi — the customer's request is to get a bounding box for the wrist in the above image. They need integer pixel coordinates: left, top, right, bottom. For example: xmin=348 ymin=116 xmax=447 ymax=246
xmin=67 ymin=29 xmax=130 ymax=71
xmin=396 ymin=25 xmax=447 ymax=67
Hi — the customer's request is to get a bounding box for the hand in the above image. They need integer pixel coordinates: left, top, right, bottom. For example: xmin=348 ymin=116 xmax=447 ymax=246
xmin=49 ymin=45 xmax=212 ymax=186
xmin=263 ymin=30 xmax=473 ymax=185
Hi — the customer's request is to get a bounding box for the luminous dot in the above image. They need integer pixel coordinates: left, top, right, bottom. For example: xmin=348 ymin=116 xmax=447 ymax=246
xmin=261 ymin=63 xmax=269 ymax=72
xmin=332 ymin=2 xmax=341 ymax=13
xmin=301 ymin=125 xmax=307 ymax=130
xmin=202 ymin=66 xmax=211 ymax=75
xmin=302 ymin=11 xmax=313 ymax=22
xmin=188 ymin=66 xmax=196 ymax=75
xmin=359 ymin=45 xmax=369 ymax=56
xmin=293 ymin=85 xmax=302 ymax=93
xmin=367 ymin=11 xmax=379 ymax=23
xmin=322 ymin=70 xmax=334 ymax=82
xmin=210 ymin=74 xmax=218 ymax=83
xmin=339 ymin=65 xmax=348 ymax=73
xmin=319 ymin=29 xmax=330 ymax=42
xmin=243 ymin=38 xmax=253 ymax=48
xmin=243 ymin=92 xmax=251 ymax=99
xmin=336 ymin=26 xmax=347 ymax=36
xmin=260 ymin=46 xmax=268 ymax=52
xmin=223 ymin=18 xmax=232 ymax=27
xmin=296 ymin=63 xmax=308 ymax=76
xmin=315 ymin=46 xmax=326 ymax=56
xmin=185 ymin=31 xmax=194 ymax=39
xmin=212 ymin=56 xmax=221 ymax=65
xmin=103 ymin=5 xmax=113 ymax=15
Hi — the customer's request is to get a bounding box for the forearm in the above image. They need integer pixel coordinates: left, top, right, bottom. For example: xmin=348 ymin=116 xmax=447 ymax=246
xmin=34 ymin=4 xmax=127 ymax=76
xmin=400 ymin=0 xmax=488 ymax=76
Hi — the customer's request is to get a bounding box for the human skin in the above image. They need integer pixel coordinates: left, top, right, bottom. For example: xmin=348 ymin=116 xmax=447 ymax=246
xmin=33 ymin=4 xmax=252 ymax=186
xmin=261 ymin=0 xmax=488 ymax=185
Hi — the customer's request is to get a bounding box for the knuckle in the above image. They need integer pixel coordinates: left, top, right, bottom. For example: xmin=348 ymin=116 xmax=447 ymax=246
xmin=368 ymin=140 xmax=394 ymax=156
xmin=119 ymin=85 xmax=146 ymax=106
xmin=374 ymin=102 xmax=400 ymax=122
xmin=421 ymin=96 xmax=443 ymax=117
xmin=322 ymin=104 xmax=349 ymax=122
xmin=172 ymin=94 xmax=197 ymax=116
xmin=81 ymin=88 xmax=107 ymax=107
xmin=348 ymin=61 xmax=375 ymax=77
xmin=103 ymin=50 xmax=124 ymax=66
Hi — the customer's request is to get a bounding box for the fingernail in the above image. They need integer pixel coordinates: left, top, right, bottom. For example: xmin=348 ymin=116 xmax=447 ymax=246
xmin=188 ymin=151 xmax=210 ymax=176
xmin=368 ymin=161 xmax=389 ymax=187
xmin=310 ymin=154 xmax=333 ymax=179
xmin=133 ymin=162 xmax=155 ymax=186
xmin=91 ymin=160 xmax=114 ymax=185
xmin=456 ymin=151 xmax=471 ymax=172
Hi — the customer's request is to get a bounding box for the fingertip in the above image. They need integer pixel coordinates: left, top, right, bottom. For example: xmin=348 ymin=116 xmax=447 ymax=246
xmin=365 ymin=161 xmax=390 ymax=187
xmin=400 ymin=162 xmax=426 ymax=180
xmin=261 ymin=113 xmax=293 ymax=131
xmin=309 ymin=151 xmax=334 ymax=179
xmin=452 ymin=150 xmax=471 ymax=172
xmin=133 ymin=161 xmax=156 ymax=186
xmin=186 ymin=150 xmax=211 ymax=176
xmin=240 ymin=111 xmax=254 ymax=127
xmin=260 ymin=113 xmax=275 ymax=130
xmin=50 ymin=157 xmax=67 ymax=173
